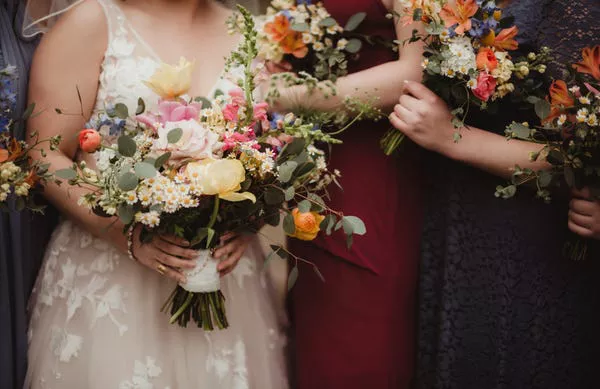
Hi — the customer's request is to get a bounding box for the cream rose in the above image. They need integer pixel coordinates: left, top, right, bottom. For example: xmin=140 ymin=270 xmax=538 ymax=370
xmin=153 ymin=120 xmax=219 ymax=161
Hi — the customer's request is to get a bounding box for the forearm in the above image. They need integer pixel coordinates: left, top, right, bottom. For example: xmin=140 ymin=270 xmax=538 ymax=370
xmin=42 ymin=151 xmax=127 ymax=253
xmin=441 ymin=122 xmax=549 ymax=179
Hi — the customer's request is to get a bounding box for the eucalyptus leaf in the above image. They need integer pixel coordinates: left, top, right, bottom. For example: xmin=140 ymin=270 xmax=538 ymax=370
xmin=118 ymin=172 xmax=139 ymax=192
xmin=117 ymin=204 xmax=134 ymax=225
xmin=154 ymin=152 xmax=172 ymax=168
xmin=342 ymin=216 xmax=366 ymax=235
xmin=55 ymin=168 xmax=77 ymax=180
xmin=287 ymin=266 xmax=299 ymax=291
xmin=194 ymin=96 xmax=212 ymax=109
xmin=318 ymin=17 xmax=336 ymax=28
xmin=135 ymin=98 xmax=146 ymax=115
xmin=291 ymin=22 xmax=309 ymax=32
xmin=534 ymin=99 xmax=551 ymax=121
xmin=22 ymin=103 xmax=35 ymax=121
xmin=279 ymin=138 xmax=306 ymax=160
xmin=134 ymin=162 xmax=157 ymax=179
xmin=167 ymin=128 xmax=183 ymax=144
xmin=313 ymin=266 xmax=326 ymax=282
xmin=294 ymin=162 xmax=316 ymax=178
xmin=284 ymin=186 xmax=295 ymax=201
xmin=264 ymin=187 xmax=285 ymax=205
xmin=114 ymin=103 xmax=129 ymax=119
xmin=507 ymin=123 xmax=532 ymax=139
xmin=278 ymin=161 xmax=298 ymax=183
xmin=344 ymin=12 xmax=366 ymax=31
xmin=118 ymin=135 xmax=137 ymax=157
xmin=538 ymin=170 xmax=552 ymax=187
xmin=344 ymin=39 xmax=362 ymax=54
xmin=283 ymin=212 xmax=296 ymax=235
xmin=270 ymin=244 xmax=288 ymax=260
xmin=297 ymin=200 xmax=311 ymax=213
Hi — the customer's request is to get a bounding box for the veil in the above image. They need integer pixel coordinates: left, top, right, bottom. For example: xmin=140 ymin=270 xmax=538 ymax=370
xmin=22 ymin=0 xmax=265 ymax=37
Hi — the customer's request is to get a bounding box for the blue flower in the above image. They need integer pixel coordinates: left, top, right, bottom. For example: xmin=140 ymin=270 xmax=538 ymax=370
xmin=270 ymin=112 xmax=285 ymax=129
xmin=296 ymin=0 xmax=312 ymax=5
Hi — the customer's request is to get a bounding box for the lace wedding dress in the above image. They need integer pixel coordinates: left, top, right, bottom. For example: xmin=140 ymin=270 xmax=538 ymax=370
xmin=25 ymin=1 xmax=289 ymax=388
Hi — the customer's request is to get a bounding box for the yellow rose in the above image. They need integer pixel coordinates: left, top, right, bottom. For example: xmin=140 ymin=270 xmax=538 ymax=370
xmin=144 ymin=57 xmax=194 ymax=99
xmin=185 ymin=159 xmax=256 ymax=203
xmin=288 ymin=208 xmax=325 ymax=241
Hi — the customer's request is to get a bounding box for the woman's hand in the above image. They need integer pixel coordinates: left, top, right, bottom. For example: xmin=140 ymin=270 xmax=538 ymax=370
xmin=568 ymin=187 xmax=600 ymax=240
xmin=389 ymin=80 xmax=455 ymax=154
xmin=213 ymin=232 xmax=252 ymax=277
xmin=130 ymin=225 xmax=198 ymax=283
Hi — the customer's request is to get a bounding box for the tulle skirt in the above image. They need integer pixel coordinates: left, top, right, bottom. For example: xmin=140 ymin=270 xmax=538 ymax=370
xmin=25 ymin=220 xmax=288 ymax=389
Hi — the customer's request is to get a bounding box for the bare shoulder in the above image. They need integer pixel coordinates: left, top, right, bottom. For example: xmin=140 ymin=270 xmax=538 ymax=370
xmin=35 ymin=0 xmax=108 ymax=61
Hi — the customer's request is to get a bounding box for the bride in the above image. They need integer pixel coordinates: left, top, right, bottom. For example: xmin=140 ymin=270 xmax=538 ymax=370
xmin=23 ymin=0 xmax=288 ymax=387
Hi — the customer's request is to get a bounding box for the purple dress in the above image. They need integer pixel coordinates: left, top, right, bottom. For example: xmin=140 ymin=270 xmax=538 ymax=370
xmin=416 ymin=1 xmax=600 ymax=388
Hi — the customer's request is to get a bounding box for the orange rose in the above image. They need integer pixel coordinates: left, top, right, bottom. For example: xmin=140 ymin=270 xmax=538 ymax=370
xmin=78 ymin=129 xmax=102 ymax=153
xmin=573 ymin=46 xmax=600 ymax=80
xmin=545 ymin=80 xmax=575 ymax=123
xmin=288 ymin=208 xmax=325 ymax=241
xmin=476 ymin=48 xmax=498 ymax=71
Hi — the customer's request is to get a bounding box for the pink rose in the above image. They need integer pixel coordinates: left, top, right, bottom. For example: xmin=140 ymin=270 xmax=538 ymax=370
xmin=152 ymin=120 xmax=219 ymax=161
xmin=136 ymin=100 xmax=200 ymax=131
xmin=472 ymin=72 xmax=497 ymax=102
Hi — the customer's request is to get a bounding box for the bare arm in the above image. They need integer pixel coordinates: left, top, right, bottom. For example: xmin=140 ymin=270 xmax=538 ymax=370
xmin=26 ymin=1 xmax=132 ymax=249
xmin=275 ymin=1 xmax=424 ymax=113
xmin=390 ymin=80 xmax=548 ymax=180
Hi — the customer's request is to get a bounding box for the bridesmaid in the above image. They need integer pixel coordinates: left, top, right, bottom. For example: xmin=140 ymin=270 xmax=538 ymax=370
xmin=0 ymin=1 xmax=57 ymax=388
xmin=390 ymin=0 xmax=600 ymax=388
xmin=273 ymin=0 xmax=424 ymax=387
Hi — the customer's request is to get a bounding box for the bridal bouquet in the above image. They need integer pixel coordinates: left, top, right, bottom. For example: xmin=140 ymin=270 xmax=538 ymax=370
xmin=496 ymin=45 xmax=600 ymax=260
xmin=0 ymin=65 xmax=60 ymax=212
xmin=59 ymin=7 xmax=366 ymax=330
xmin=381 ymin=0 xmax=550 ymax=155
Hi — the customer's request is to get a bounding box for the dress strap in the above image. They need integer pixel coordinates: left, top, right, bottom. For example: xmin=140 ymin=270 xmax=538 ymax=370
xmin=95 ymin=0 xmax=128 ymax=46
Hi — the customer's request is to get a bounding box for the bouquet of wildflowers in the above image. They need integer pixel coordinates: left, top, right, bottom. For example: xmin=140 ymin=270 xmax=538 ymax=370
xmin=496 ymin=46 xmax=600 ymax=260
xmin=59 ymin=7 xmax=366 ymax=330
xmin=0 ymin=66 xmax=60 ymax=212
xmin=381 ymin=0 xmax=550 ymax=155
xmin=256 ymin=0 xmax=367 ymax=83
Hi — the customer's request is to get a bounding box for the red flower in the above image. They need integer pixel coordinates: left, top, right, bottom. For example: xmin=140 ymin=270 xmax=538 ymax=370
xmin=472 ymin=72 xmax=497 ymax=102
xmin=78 ymin=129 xmax=102 ymax=153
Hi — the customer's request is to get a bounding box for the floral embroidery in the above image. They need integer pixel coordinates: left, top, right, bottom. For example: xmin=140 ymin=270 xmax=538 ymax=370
xmin=118 ymin=357 xmax=167 ymax=389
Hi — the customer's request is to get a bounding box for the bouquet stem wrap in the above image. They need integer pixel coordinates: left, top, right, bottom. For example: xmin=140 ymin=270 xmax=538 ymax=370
xmin=163 ymin=251 xmax=229 ymax=330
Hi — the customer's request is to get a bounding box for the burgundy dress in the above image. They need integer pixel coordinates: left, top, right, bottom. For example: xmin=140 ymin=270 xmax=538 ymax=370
xmin=288 ymin=1 xmax=423 ymax=388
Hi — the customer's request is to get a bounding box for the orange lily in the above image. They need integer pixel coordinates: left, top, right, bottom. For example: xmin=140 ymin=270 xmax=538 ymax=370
xmin=24 ymin=168 xmax=40 ymax=187
xmin=264 ymin=14 xmax=293 ymax=43
xmin=544 ymin=80 xmax=575 ymax=123
xmin=6 ymin=138 xmax=23 ymax=162
xmin=0 ymin=149 xmax=8 ymax=163
xmin=440 ymin=0 xmax=479 ymax=35
xmin=573 ymin=46 xmax=600 ymax=80
xmin=492 ymin=26 xmax=519 ymax=51
xmin=279 ymin=31 xmax=308 ymax=58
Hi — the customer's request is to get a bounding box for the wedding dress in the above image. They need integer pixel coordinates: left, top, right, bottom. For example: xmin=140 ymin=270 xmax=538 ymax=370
xmin=25 ymin=1 xmax=289 ymax=388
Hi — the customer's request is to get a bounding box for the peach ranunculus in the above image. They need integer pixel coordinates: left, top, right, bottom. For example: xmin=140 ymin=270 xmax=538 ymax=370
xmin=152 ymin=120 xmax=219 ymax=161
xmin=440 ymin=0 xmax=479 ymax=35
xmin=472 ymin=72 xmax=497 ymax=102
xmin=288 ymin=208 xmax=325 ymax=241
xmin=78 ymin=129 xmax=102 ymax=153
xmin=545 ymin=80 xmax=575 ymax=122
xmin=492 ymin=26 xmax=519 ymax=51
xmin=143 ymin=57 xmax=194 ymax=100
xmin=573 ymin=46 xmax=600 ymax=81
xmin=476 ymin=48 xmax=498 ymax=71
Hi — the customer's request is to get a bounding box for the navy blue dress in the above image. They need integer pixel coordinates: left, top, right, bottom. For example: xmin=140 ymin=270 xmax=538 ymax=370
xmin=0 ymin=2 xmax=57 ymax=388
xmin=416 ymin=1 xmax=600 ymax=388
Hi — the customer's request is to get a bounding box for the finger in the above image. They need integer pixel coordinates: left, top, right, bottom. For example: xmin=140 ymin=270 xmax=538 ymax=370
xmin=568 ymin=220 xmax=594 ymax=238
xmin=572 ymin=187 xmax=592 ymax=199
xmin=569 ymin=198 xmax=595 ymax=216
xmin=213 ymin=241 xmax=237 ymax=260
xmin=399 ymin=94 xmax=423 ymax=113
xmin=568 ymin=210 xmax=593 ymax=230
xmin=159 ymin=263 xmax=187 ymax=284
xmin=153 ymin=238 xmax=198 ymax=261
xmin=218 ymin=247 xmax=244 ymax=273
xmin=160 ymin=235 xmax=190 ymax=247
xmin=389 ymin=113 xmax=409 ymax=132
xmin=403 ymin=80 xmax=439 ymax=102
xmin=220 ymin=232 xmax=237 ymax=244
xmin=155 ymin=251 xmax=196 ymax=270
xmin=394 ymin=103 xmax=418 ymax=124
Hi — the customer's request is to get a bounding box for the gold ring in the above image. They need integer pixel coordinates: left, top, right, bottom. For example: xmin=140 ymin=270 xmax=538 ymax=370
xmin=156 ymin=263 xmax=167 ymax=275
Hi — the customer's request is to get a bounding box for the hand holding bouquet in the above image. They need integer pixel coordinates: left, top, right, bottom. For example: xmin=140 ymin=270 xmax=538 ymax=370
xmin=497 ymin=46 xmax=600 ymax=260
xmin=381 ymin=0 xmax=550 ymax=155
xmin=0 ymin=65 xmax=61 ymax=212
xmin=59 ymin=7 xmax=366 ymax=330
